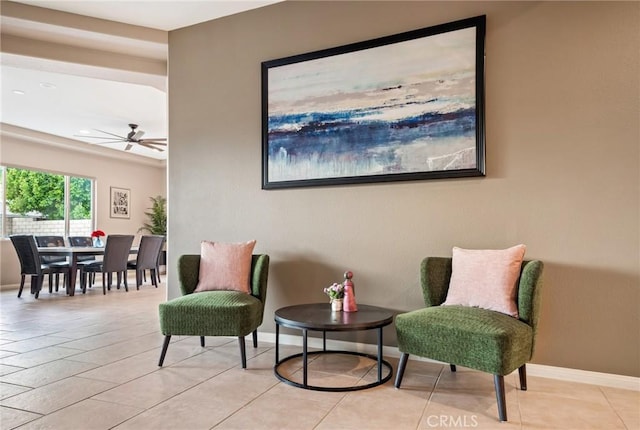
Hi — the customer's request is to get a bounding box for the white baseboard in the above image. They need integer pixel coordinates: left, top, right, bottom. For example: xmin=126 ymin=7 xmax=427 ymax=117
xmin=258 ymin=332 xmax=640 ymax=392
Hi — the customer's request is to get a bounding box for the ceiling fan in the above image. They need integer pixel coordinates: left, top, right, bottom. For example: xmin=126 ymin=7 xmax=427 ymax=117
xmin=76 ymin=123 xmax=167 ymax=152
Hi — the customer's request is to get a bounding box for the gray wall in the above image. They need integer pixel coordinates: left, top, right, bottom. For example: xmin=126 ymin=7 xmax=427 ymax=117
xmin=167 ymin=1 xmax=639 ymax=376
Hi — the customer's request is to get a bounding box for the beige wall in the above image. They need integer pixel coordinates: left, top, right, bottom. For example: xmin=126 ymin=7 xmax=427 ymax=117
xmin=1 ymin=130 xmax=166 ymax=287
xmin=168 ymin=1 xmax=639 ymax=376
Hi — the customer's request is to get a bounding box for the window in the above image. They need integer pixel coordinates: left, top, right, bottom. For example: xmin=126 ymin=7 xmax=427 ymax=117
xmin=1 ymin=166 xmax=94 ymax=239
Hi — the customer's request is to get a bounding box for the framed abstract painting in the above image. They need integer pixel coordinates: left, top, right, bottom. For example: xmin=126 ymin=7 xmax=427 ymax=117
xmin=261 ymin=15 xmax=486 ymax=189
xmin=110 ymin=186 xmax=130 ymax=219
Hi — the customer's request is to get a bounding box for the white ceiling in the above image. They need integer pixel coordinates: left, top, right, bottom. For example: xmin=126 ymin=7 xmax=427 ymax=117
xmin=12 ymin=1 xmax=281 ymax=31
xmin=1 ymin=1 xmax=282 ymax=161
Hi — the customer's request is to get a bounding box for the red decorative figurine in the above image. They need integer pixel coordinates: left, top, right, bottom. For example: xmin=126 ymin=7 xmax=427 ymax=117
xmin=343 ymin=270 xmax=358 ymax=312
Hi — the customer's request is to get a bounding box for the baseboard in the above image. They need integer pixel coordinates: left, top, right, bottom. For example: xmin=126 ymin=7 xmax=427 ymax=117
xmin=0 ymin=283 xmax=20 ymax=292
xmin=257 ymin=332 xmax=640 ymax=392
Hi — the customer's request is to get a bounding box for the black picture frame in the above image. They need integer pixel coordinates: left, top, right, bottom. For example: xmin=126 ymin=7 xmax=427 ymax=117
xmin=261 ymin=15 xmax=486 ymax=190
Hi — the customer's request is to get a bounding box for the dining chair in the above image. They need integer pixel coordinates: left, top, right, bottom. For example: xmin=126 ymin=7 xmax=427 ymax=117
xmin=127 ymin=235 xmax=164 ymax=289
xmin=10 ymin=235 xmax=70 ymax=299
xmin=34 ymin=235 xmax=67 ymax=291
xmin=68 ymin=236 xmax=98 ymax=286
xmin=78 ymin=235 xmax=134 ymax=294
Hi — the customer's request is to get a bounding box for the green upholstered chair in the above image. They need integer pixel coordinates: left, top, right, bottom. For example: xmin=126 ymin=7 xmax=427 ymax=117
xmin=158 ymin=253 xmax=270 ymax=368
xmin=394 ymin=257 xmax=544 ymax=422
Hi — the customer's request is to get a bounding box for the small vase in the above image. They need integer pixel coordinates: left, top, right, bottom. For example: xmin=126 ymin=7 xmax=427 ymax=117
xmin=331 ymin=299 xmax=343 ymax=312
xmin=93 ymin=237 xmax=104 ymax=247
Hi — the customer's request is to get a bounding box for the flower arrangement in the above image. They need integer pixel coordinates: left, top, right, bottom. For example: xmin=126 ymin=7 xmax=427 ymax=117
xmin=323 ymin=282 xmax=344 ymax=301
xmin=91 ymin=230 xmax=105 ymax=238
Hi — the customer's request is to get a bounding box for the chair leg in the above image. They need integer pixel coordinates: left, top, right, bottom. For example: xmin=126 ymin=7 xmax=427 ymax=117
xmin=123 ymin=272 xmax=128 ymax=292
xmin=158 ymin=335 xmax=171 ymax=366
xmin=102 ymin=274 xmax=107 ymax=295
xmin=200 ymin=336 xmax=205 ymax=347
xmin=34 ymin=275 xmax=43 ymax=299
xmin=252 ymin=330 xmax=258 ymax=348
xmin=518 ymin=364 xmax=527 ymax=390
xmin=18 ymin=275 xmax=25 ymax=298
xmin=494 ymin=374 xmax=507 ymax=422
xmin=395 ymin=352 xmax=409 ymax=388
xmin=238 ymin=336 xmax=247 ymax=369
xmin=450 ymin=364 xmax=457 ymax=372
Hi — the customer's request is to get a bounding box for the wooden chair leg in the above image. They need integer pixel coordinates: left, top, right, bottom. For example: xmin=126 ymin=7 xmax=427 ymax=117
xmin=102 ymin=274 xmax=107 ymax=295
xmin=395 ymin=352 xmax=409 ymax=388
xmin=494 ymin=374 xmax=507 ymax=422
xmin=238 ymin=336 xmax=247 ymax=369
xmin=518 ymin=364 xmax=527 ymax=390
xmin=200 ymin=336 xmax=205 ymax=347
xmin=252 ymin=330 xmax=258 ymax=348
xmin=158 ymin=335 xmax=171 ymax=366
xmin=123 ymin=271 xmax=128 ymax=292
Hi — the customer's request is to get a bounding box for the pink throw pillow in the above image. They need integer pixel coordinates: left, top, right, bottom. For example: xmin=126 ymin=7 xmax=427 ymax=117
xmin=194 ymin=240 xmax=256 ymax=294
xmin=442 ymin=244 xmax=526 ymax=318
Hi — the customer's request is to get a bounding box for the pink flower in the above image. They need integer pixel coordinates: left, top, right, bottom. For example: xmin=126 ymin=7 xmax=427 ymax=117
xmin=323 ymin=282 xmax=344 ymax=300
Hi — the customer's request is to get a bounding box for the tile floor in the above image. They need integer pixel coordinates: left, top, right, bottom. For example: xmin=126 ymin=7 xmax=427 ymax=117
xmin=0 ymin=279 xmax=637 ymax=430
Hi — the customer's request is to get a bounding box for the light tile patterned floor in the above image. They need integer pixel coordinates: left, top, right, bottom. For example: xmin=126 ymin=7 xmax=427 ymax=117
xmin=0 ymin=280 xmax=637 ymax=429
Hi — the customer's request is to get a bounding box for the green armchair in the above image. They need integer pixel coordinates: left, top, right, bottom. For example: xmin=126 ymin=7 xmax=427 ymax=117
xmin=158 ymin=253 xmax=270 ymax=368
xmin=394 ymin=257 xmax=544 ymax=422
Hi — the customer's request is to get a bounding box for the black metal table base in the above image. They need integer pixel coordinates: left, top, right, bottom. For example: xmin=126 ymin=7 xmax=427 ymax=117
xmin=274 ymin=349 xmax=393 ymax=392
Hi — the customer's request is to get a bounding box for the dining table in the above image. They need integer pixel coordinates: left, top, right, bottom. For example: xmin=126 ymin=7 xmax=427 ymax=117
xmin=37 ymin=246 xmax=137 ymax=296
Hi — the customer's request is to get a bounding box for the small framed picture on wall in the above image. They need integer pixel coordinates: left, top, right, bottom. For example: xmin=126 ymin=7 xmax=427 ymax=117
xmin=110 ymin=186 xmax=130 ymax=219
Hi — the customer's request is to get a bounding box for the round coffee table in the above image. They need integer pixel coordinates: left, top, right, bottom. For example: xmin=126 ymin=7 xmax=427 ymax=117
xmin=274 ymin=303 xmax=394 ymax=392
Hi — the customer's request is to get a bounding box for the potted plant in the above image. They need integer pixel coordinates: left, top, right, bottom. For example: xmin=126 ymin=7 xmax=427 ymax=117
xmin=323 ymin=282 xmax=345 ymax=311
xmin=138 ymin=195 xmax=167 ymax=265
xmin=138 ymin=195 xmax=166 ymax=235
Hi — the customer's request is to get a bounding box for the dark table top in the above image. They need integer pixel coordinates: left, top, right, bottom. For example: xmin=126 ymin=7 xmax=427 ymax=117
xmin=275 ymin=303 xmax=393 ymax=332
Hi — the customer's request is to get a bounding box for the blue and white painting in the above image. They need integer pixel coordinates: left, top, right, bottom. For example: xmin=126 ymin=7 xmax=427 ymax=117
xmin=265 ymin=22 xmax=482 ymax=186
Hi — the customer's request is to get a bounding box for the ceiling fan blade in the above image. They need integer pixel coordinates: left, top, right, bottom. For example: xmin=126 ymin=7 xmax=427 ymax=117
xmin=94 ymin=129 xmax=126 ymax=139
xmin=138 ymin=141 xmax=165 ymax=151
xmin=124 ymin=143 xmax=133 ymax=151
xmin=75 ymin=135 xmax=125 ymax=140
xmin=140 ymin=140 xmax=167 ymax=145
xmin=90 ymin=140 xmax=126 ymax=144
xmin=140 ymin=138 xmax=167 ymax=142
xmin=132 ymin=130 xmax=145 ymax=140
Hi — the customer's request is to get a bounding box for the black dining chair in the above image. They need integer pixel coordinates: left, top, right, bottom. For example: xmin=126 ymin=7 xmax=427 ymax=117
xmin=69 ymin=236 xmax=98 ymax=286
xmin=78 ymin=235 xmax=134 ymax=294
xmin=127 ymin=235 xmax=164 ymax=289
xmin=35 ymin=236 xmax=67 ymax=291
xmin=10 ymin=235 xmax=70 ymax=299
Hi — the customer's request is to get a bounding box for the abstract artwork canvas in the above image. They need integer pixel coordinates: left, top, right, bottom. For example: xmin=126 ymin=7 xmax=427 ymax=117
xmin=262 ymin=15 xmax=486 ymax=189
